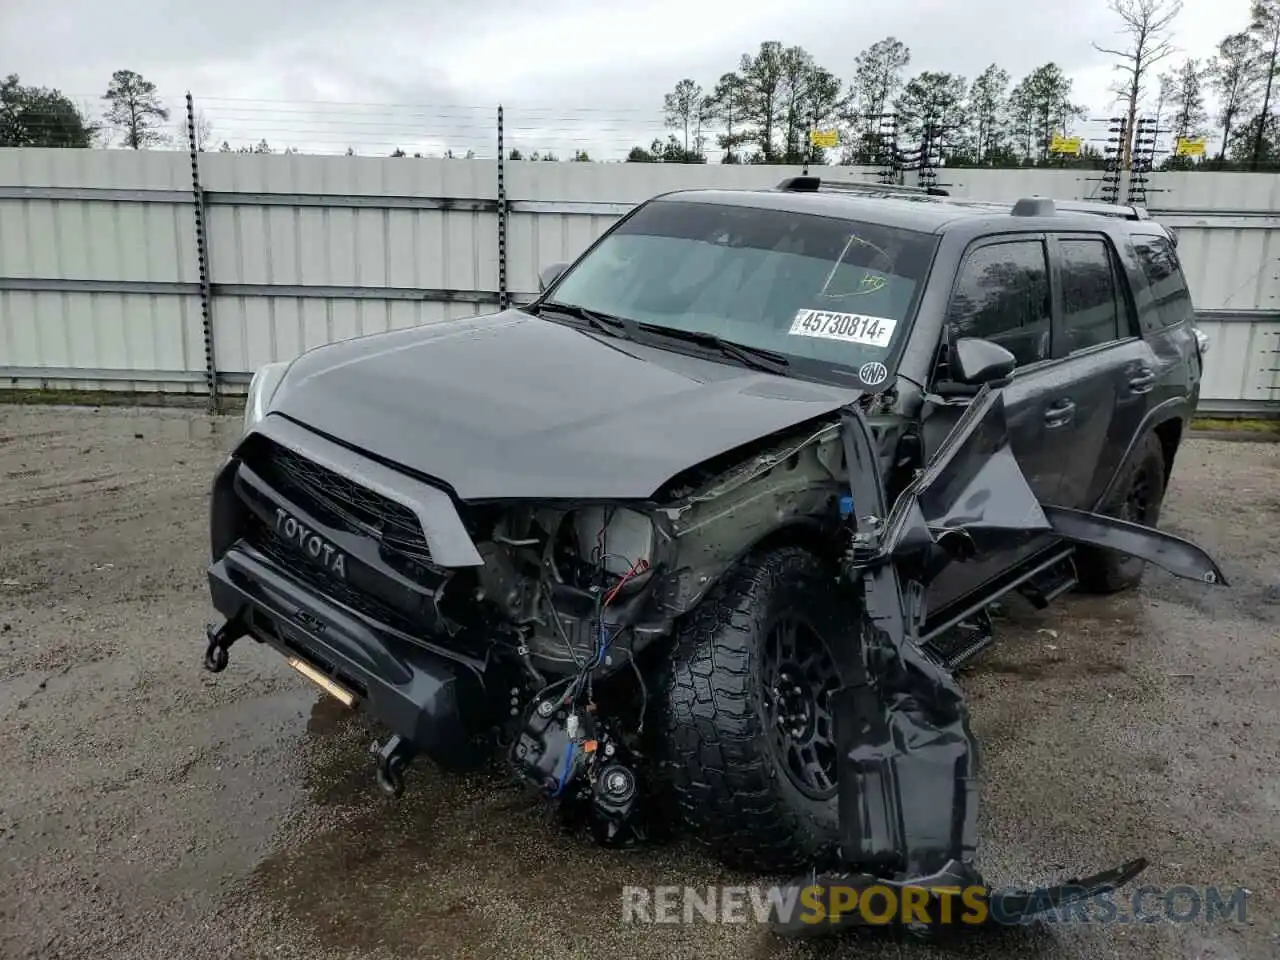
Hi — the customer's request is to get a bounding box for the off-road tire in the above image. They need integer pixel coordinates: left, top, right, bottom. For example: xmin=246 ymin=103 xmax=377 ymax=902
xmin=656 ymin=546 xmax=856 ymax=873
xmin=1076 ymin=432 xmax=1167 ymax=594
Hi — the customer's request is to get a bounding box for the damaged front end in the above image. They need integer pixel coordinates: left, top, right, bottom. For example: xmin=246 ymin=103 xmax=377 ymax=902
xmin=203 ymin=406 xmax=857 ymax=840
xmin=778 ymin=385 xmax=1227 ymax=938
xmin=485 ymin=421 xmax=854 ymax=844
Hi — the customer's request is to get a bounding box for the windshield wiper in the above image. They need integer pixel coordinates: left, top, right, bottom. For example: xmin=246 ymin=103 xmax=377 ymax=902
xmin=534 ymin=301 xmax=633 ymax=339
xmin=635 ymin=324 xmax=791 ymax=375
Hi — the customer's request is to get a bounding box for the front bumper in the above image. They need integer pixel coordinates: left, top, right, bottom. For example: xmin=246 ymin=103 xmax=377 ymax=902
xmin=208 ymin=542 xmax=487 ymax=771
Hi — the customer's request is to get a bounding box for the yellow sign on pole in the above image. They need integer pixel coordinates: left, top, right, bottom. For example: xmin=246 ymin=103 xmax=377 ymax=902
xmin=1049 ymin=134 xmax=1082 ymax=155
xmin=809 ymin=129 xmax=839 ymax=149
xmin=1175 ymin=137 xmax=1206 ymax=157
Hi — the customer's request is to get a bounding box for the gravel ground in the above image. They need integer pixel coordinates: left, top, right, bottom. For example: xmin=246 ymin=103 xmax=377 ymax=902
xmin=0 ymin=404 xmax=1277 ymax=960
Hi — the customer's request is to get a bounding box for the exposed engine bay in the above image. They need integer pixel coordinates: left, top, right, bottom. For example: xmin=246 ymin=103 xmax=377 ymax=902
xmin=459 ymin=418 xmax=862 ymax=844
xmin=472 ymin=418 xmax=851 ymax=676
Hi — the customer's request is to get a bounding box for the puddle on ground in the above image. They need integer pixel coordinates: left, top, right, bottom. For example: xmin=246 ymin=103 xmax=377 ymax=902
xmin=82 ymin=407 xmax=239 ymax=446
xmin=249 ymin=681 xmax=1103 ymax=960
xmin=250 ymin=711 xmax=753 ymax=957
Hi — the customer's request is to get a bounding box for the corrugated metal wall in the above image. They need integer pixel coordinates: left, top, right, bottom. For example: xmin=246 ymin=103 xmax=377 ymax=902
xmin=198 ymin=153 xmax=501 ymax=375
xmin=0 ymin=149 xmax=204 ymax=391
xmin=1 ymin=147 xmax=1276 ymax=413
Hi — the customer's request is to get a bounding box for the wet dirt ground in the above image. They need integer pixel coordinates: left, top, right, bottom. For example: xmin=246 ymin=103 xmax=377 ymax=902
xmin=0 ymin=403 xmax=1277 ymax=960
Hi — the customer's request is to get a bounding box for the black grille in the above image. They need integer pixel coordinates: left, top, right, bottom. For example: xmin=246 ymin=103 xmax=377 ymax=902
xmin=247 ymin=516 xmax=422 ymax=634
xmin=248 ymin=439 xmax=432 ymax=564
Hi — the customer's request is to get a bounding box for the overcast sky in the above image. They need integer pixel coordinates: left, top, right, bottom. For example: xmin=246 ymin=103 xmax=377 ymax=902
xmin=0 ymin=0 xmax=1255 ymax=158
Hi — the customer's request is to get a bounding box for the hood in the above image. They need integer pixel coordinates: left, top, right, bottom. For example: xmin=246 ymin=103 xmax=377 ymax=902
xmin=268 ymin=309 xmax=863 ymax=501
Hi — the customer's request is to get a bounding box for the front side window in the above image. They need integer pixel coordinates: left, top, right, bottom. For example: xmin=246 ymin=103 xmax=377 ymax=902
xmin=946 ymin=239 xmax=1051 ymax=367
xmin=545 ymin=199 xmax=939 ymax=382
xmin=1058 ymin=238 xmax=1123 ymax=351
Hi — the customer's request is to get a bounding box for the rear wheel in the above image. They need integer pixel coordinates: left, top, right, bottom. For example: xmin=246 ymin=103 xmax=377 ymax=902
xmin=1076 ymin=432 xmax=1167 ymax=594
xmin=656 ymin=546 xmax=860 ymax=872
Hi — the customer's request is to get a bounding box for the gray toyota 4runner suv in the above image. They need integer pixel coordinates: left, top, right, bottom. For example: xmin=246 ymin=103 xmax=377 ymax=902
xmin=204 ymin=177 xmax=1226 ymax=919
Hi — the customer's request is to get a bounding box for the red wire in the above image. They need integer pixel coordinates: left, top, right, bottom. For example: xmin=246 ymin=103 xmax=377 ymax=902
xmin=603 ymin=557 xmax=649 ymax=607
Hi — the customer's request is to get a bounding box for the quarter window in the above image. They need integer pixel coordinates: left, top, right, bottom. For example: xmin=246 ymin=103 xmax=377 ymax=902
xmin=1058 ymin=238 xmax=1123 ymax=351
xmin=1132 ymin=233 xmax=1193 ymax=327
xmin=946 ymin=240 xmax=1051 ymax=367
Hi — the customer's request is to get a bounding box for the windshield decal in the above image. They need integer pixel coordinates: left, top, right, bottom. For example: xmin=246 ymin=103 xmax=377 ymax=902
xmin=788 ymin=309 xmax=896 ymax=348
xmin=858 ymin=361 xmax=889 ymax=385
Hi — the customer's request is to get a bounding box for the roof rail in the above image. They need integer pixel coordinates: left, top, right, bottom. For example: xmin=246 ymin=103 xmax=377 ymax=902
xmin=1008 ymin=196 xmax=1150 ymax=221
xmin=1054 ymin=199 xmax=1150 ymax=221
xmin=775 ymin=176 xmax=950 ymax=198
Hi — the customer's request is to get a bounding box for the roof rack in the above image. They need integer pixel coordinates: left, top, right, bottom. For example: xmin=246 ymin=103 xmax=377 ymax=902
xmin=775 ymin=176 xmax=951 ymax=198
xmin=774 ymin=179 xmax=1151 ymax=221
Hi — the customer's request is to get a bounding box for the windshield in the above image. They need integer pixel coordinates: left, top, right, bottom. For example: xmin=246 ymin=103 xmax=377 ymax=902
xmin=543 ymin=198 xmax=939 ymax=385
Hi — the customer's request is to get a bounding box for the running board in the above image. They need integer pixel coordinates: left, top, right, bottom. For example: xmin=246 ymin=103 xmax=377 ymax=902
xmin=1016 ymin=554 xmax=1078 ymax=609
xmin=922 ymin=609 xmax=993 ymax=670
xmin=920 ymin=549 xmax=1075 ymax=644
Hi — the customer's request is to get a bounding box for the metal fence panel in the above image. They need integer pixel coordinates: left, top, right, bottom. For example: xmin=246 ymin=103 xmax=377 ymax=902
xmin=1194 ymin=314 xmax=1280 ymax=411
xmin=0 ymin=147 xmax=1277 ymax=412
xmin=209 ymin=296 xmax=491 ymax=374
xmin=0 ymin=149 xmax=202 ymax=388
xmin=198 ymin=155 xmax=501 ymax=374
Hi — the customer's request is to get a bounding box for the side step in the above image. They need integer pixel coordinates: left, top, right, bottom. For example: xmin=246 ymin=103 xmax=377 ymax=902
xmin=1015 ymin=555 xmax=1078 ymax=609
xmin=922 ymin=608 xmax=994 ymax=671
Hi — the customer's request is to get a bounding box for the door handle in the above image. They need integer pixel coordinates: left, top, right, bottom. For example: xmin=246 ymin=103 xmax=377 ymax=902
xmin=1044 ymin=399 xmax=1076 ymax=428
xmin=1129 ymin=368 xmax=1157 ymax=394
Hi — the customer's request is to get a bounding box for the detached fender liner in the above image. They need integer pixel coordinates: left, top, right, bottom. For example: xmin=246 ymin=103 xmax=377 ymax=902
xmin=209 ymin=544 xmax=486 ymax=769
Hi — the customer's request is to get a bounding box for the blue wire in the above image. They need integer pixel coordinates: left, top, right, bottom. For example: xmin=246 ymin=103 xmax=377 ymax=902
xmin=552 ymin=741 xmax=577 ymax=797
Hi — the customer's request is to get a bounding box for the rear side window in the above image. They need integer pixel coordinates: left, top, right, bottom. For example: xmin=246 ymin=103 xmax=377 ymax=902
xmin=1058 ymin=238 xmax=1123 ymax=351
xmin=1132 ymin=234 xmax=1193 ymax=327
xmin=946 ymin=239 xmax=1051 ymax=367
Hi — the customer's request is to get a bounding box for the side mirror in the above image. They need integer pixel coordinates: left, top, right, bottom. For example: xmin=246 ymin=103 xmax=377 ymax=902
xmin=953 ymin=337 xmax=1016 ymax=385
xmin=538 ymin=262 xmax=570 ymax=293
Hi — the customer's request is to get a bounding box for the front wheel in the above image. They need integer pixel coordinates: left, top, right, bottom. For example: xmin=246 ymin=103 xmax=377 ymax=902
xmin=656 ymin=546 xmax=860 ymax=873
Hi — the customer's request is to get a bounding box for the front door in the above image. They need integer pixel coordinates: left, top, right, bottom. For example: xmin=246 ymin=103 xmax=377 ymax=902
xmin=920 ymin=234 xmax=1069 ymax=618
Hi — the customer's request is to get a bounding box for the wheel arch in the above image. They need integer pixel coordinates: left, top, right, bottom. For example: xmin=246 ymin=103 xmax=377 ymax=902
xmin=665 ymin=516 xmax=843 ymax=623
xmin=1152 ymin=416 xmax=1184 ymax=487
xmin=1093 ymin=398 xmax=1189 ymax=509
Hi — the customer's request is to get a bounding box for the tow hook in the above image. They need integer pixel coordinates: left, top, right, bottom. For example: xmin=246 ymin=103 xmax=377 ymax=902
xmin=203 ymin=618 xmax=247 ymax=673
xmin=371 ymin=734 xmax=415 ymax=798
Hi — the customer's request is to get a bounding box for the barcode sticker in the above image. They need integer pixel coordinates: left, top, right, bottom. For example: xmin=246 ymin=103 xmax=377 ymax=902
xmin=788 ymin=309 xmax=896 ymax=347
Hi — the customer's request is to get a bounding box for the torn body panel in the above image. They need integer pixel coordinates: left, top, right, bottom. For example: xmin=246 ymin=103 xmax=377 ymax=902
xmin=805 ymin=383 xmax=1227 ymax=936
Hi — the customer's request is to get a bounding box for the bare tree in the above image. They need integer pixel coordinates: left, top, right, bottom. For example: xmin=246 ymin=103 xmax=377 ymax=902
xmin=1092 ymin=0 xmax=1184 ymax=167
xmin=176 ymin=110 xmax=213 ymax=151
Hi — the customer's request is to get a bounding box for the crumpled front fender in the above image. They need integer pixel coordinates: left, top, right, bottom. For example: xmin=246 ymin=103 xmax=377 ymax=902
xmin=793 ymin=384 xmax=1227 ymax=939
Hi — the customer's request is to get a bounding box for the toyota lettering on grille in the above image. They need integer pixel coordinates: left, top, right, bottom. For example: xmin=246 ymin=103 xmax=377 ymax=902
xmin=275 ymin=507 xmax=347 ymax=578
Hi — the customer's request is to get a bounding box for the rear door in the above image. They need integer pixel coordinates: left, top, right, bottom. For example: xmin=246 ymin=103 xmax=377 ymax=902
xmin=1044 ymin=231 xmax=1157 ymax=510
